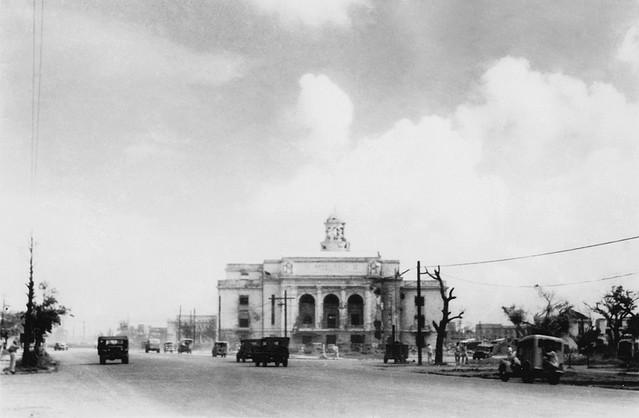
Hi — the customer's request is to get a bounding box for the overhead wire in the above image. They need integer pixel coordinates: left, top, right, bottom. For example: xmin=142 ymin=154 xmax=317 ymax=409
xmin=30 ymin=0 xmax=44 ymax=202
xmin=439 ymin=271 xmax=637 ymax=289
xmin=405 ymin=234 xmax=639 ymax=288
xmin=423 ymin=235 xmax=639 ymax=268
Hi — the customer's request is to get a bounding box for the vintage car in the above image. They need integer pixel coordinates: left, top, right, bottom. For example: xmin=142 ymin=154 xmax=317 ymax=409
xmin=53 ymin=342 xmax=69 ymax=351
xmin=97 ymin=336 xmax=129 ymax=364
xmin=499 ymin=334 xmax=567 ymax=384
xmin=144 ymin=338 xmax=161 ymax=353
xmin=236 ymin=339 xmax=260 ymax=362
xmin=253 ymin=337 xmax=290 ymax=367
xmin=177 ymin=338 xmax=193 ymax=354
xmin=472 ymin=343 xmax=493 ymax=360
xmin=163 ymin=341 xmax=174 ymax=353
xmin=212 ymin=341 xmax=229 ymax=357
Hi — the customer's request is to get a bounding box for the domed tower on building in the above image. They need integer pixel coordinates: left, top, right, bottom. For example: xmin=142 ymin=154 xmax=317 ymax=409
xmin=320 ymin=212 xmax=350 ymax=251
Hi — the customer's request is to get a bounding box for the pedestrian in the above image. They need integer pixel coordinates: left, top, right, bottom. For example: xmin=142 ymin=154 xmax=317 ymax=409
xmin=460 ymin=343 xmax=468 ymax=365
xmin=8 ymin=340 xmax=19 ymax=374
xmin=426 ymin=343 xmax=433 ymax=364
xmin=454 ymin=342 xmax=461 ymax=366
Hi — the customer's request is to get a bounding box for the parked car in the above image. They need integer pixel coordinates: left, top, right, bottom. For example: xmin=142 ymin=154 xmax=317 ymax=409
xmin=236 ymin=339 xmax=260 ymax=362
xmin=472 ymin=343 xmax=493 ymax=360
xmin=498 ymin=334 xmax=567 ymax=385
xmin=253 ymin=337 xmax=290 ymax=367
xmin=97 ymin=336 xmax=129 ymax=364
xmin=163 ymin=341 xmax=174 ymax=353
xmin=53 ymin=342 xmax=68 ymax=351
xmin=212 ymin=341 xmax=229 ymax=357
xmin=177 ymin=338 xmax=193 ymax=354
xmin=144 ymin=338 xmax=161 ymax=353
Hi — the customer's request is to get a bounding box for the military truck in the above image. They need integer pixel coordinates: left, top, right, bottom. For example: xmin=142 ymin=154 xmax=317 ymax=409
xmin=253 ymin=337 xmax=290 ymax=367
xmin=97 ymin=336 xmax=129 ymax=364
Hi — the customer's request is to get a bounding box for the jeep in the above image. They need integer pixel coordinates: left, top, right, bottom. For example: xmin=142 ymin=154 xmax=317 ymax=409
xmin=97 ymin=336 xmax=129 ymax=364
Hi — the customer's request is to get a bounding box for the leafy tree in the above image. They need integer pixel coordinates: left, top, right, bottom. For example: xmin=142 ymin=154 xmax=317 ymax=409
xmin=31 ymin=282 xmax=69 ymax=351
xmin=502 ymin=305 xmax=528 ymax=337
xmin=426 ymin=266 xmax=464 ymax=365
xmin=586 ymin=285 xmax=638 ymax=351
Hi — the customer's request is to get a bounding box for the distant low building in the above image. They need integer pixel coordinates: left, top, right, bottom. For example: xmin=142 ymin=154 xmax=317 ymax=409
xmin=594 ymin=316 xmax=630 ymax=345
xmin=563 ymin=308 xmax=590 ymax=338
xmin=475 ymin=323 xmax=517 ymax=341
xmin=167 ymin=314 xmax=217 ymax=346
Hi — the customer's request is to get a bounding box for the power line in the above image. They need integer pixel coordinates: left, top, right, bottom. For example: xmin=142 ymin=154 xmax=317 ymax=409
xmin=441 ymin=271 xmax=637 ymax=289
xmin=425 ymin=235 xmax=639 ymax=268
xmin=30 ymin=0 xmax=44 ymax=234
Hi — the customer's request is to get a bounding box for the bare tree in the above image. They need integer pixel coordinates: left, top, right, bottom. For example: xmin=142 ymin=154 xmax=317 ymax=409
xmin=22 ymin=237 xmax=37 ymax=366
xmin=530 ymin=286 xmax=572 ymax=337
xmin=426 ymin=266 xmax=464 ymax=365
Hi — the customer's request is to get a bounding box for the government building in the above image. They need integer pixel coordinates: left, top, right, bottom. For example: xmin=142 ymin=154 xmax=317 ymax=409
xmin=217 ymin=214 xmax=443 ymax=351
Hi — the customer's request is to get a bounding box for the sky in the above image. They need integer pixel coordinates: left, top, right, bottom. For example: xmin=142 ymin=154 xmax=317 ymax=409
xmin=1 ymin=0 xmax=638 ymax=337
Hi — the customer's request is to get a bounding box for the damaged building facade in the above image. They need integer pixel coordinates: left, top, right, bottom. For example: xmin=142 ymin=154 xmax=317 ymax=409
xmin=217 ymin=214 xmax=443 ymax=350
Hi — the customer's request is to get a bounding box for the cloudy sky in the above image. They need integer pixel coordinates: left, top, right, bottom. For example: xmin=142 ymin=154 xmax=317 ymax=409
xmin=1 ymin=0 xmax=638 ymax=336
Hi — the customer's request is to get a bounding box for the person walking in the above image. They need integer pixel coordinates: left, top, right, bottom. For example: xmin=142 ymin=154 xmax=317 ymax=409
xmin=8 ymin=340 xmax=19 ymax=374
xmin=454 ymin=342 xmax=461 ymax=366
xmin=426 ymin=343 xmax=433 ymax=364
xmin=460 ymin=343 xmax=468 ymax=365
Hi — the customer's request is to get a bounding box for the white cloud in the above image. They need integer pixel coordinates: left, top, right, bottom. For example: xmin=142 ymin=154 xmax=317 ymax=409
xmin=617 ymin=20 xmax=639 ymax=69
xmin=295 ymin=74 xmax=353 ymax=159
xmin=457 ymin=57 xmax=639 ymax=183
xmin=256 ymin=58 xmax=639 ymax=322
xmin=249 ymin=0 xmax=369 ymax=28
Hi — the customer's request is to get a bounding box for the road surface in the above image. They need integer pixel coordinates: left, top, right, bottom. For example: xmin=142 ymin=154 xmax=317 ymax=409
xmin=1 ymin=348 xmax=637 ymax=417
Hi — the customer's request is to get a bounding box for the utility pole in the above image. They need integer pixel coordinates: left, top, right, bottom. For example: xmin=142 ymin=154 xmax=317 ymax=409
xmin=416 ymin=261 xmax=424 ymax=366
xmin=1 ymin=296 xmax=7 ymax=346
xmin=274 ymin=291 xmax=294 ymax=338
xmin=22 ymin=237 xmax=36 ymax=366
xmin=178 ymin=306 xmax=182 ymax=341
xmin=218 ymin=295 xmax=221 ymax=341
xmin=271 ymin=295 xmax=275 ymax=325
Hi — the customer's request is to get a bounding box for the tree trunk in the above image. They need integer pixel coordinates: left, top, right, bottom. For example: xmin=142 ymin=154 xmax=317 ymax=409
xmin=434 ymin=322 xmax=446 ymax=364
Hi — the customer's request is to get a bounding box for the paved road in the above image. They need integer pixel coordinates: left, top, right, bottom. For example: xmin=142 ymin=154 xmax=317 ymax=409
xmin=1 ymin=348 xmax=637 ymax=417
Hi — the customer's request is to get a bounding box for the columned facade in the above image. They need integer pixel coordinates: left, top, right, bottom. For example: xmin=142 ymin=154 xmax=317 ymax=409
xmin=217 ymin=214 xmax=442 ymax=351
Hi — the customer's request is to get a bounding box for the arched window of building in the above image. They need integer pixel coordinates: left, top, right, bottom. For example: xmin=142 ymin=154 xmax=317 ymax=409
xmin=323 ymin=294 xmax=340 ymax=328
xmin=347 ymin=294 xmax=364 ymax=326
xmin=299 ymin=294 xmax=315 ymax=326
